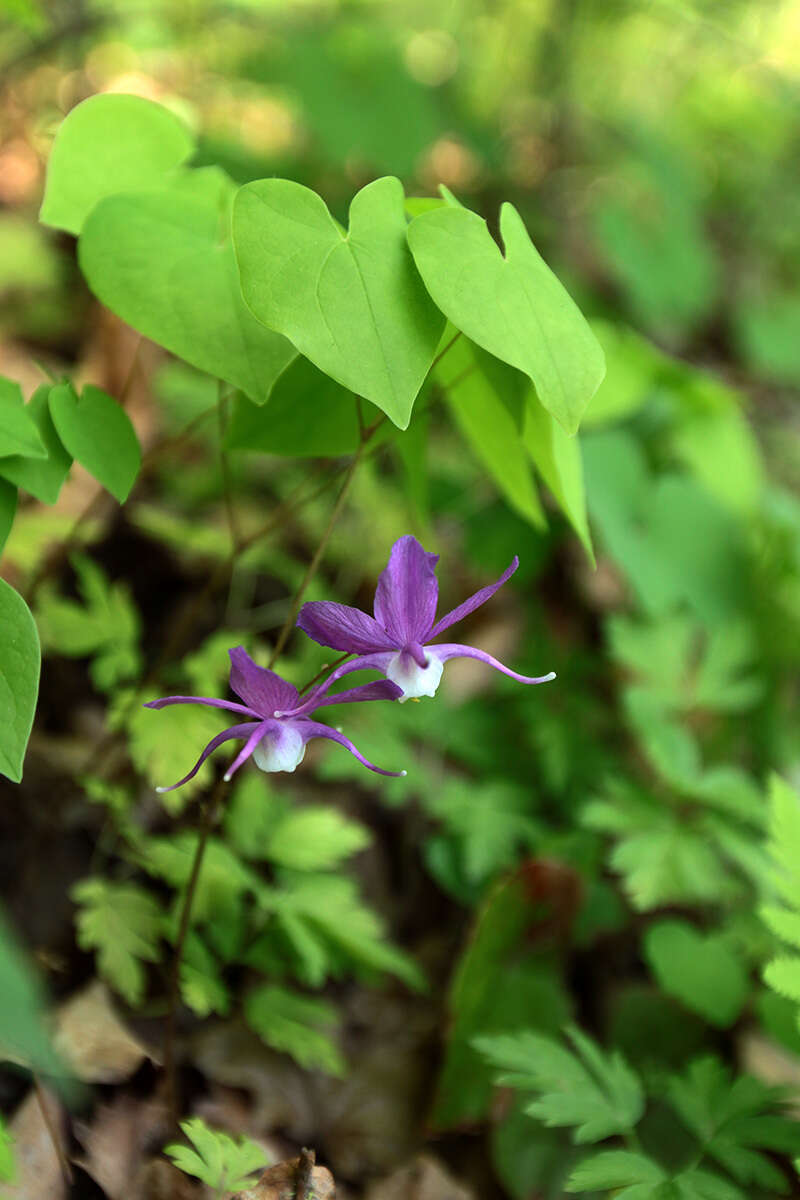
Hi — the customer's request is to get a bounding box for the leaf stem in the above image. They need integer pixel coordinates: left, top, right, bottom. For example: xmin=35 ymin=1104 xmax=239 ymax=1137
xmin=33 ymin=1075 xmax=72 ymax=1186
xmin=162 ymin=773 xmax=228 ymax=1130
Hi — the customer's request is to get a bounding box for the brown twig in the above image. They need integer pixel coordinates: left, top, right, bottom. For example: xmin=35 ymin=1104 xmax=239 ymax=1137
xmin=295 ymin=1147 xmax=316 ymax=1200
xmin=33 ymin=1075 xmax=73 ymax=1186
xmin=298 ymin=651 xmax=353 ymax=695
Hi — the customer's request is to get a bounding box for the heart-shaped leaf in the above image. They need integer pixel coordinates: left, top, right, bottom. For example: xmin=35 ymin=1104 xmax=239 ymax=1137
xmin=78 ymin=188 xmax=296 ymax=405
xmin=40 ymin=93 xmax=195 ymax=235
xmin=408 ymin=202 xmax=606 ymax=433
xmin=233 ymin=175 xmax=445 ymax=429
xmin=49 ymin=382 xmax=141 ymax=503
xmin=644 ymin=920 xmax=748 ymax=1028
xmin=0 ymin=376 xmax=46 ymax=458
xmin=0 ymin=578 xmax=40 ymax=782
xmin=0 ymin=385 xmax=72 ymax=504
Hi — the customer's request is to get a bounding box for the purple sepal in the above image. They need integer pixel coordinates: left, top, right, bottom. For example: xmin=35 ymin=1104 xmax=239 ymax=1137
xmin=373 ymin=535 xmax=439 ymax=645
xmin=430 ymin=642 xmax=556 ymax=686
xmin=429 ymin=556 xmax=519 ymax=639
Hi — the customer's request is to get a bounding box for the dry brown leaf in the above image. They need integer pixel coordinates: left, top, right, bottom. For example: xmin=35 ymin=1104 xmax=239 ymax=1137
xmin=365 ymin=1156 xmax=475 ymax=1200
xmin=54 ymin=978 xmax=151 ymax=1083
xmin=74 ymin=1093 xmax=169 ymax=1199
xmin=0 ymin=1087 xmax=67 ymax=1200
xmin=235 ymin=1151 xmax=335 ymax=1200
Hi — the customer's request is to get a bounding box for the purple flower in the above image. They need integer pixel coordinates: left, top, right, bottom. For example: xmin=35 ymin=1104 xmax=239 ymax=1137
xmin=296 ymin=535 xmax=556 ymax=702
xmin=144 ymin=647 xmax=405 ymax=792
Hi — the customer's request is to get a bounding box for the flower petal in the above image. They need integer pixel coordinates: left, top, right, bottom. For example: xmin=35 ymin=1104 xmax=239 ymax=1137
xmin=228 ymin=646 xmax=299 ymax=716
xmin=302 ymin=720 xmax=406 ymax=777
xmin=302 ymin=651 xmax=395 ymax=698
xmin=373 ymin=535 xmax=439 ymax=644
xmin=288 ymin=678 xmax=402 ymax=718
xmin=143 ymin=695 xmax=260 ymax=719
xmin=430 ymin=642 xmax=556 ymax=686
xmin=297 ymin=601 xmax=396 ymax=654
xmin=223 ymin=720 xmax=272 ymax=782
xmin=154 ymin=722 xmax=260 ymax=793
xmin=428 ymin=556 xmax=519 ymax=640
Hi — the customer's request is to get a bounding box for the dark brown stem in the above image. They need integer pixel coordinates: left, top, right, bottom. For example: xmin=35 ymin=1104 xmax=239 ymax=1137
xmin=298 ymin=652 xmax=353 ymax=695
xmin=162 ymin=774 xmax=227 ymax=1129
xmin=295 ymin=1148 xmax=315 ymax=1200
xmin=33 ymin=1075 xmax=72 ymax=1186
xmin=428 ymin=328 xmax=462 ymax=374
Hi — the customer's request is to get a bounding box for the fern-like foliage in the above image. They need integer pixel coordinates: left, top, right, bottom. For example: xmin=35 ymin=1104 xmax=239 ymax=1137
xmin=165 ymin=1117 xmax=267 ymax=1197
xmin=761 ymin=774 xmax=800 ymax=1015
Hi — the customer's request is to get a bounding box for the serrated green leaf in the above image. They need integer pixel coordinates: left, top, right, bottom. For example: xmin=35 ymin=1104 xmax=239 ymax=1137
xmin=0 ymin=579 xmax=40 ymax=783
xmin=427 ymin=779 xmax=541 ymax=885
xmin=72 ymin=878 xmax=163 ymax=1005
xmin=0 ymin=385 xmax=72 ymax=504
xmin=244 ymin=983 xmax=345 ymax=1075
xmin=408 ymin=201 xmax=605 ymax=433
xmin=166 ymin=1117 xmax=267 ymax=1193
xmin=233 ymin=175 xmax=445 ymax=429
xmin=79 ymin=188 xmax=295 ymax=405
xmin=40 ymin=93 xmax=194 ymax=235
xmin=476 ymin=1025 xmax=644 ymax=1143
xmin=438 ymin=337 xmax=544 ymax=526
xmin=141 ymin=834 xmax=257 ymax=923
xmin=0 ymin=377 xmax=46 ymax=459
xmin=644 ymin=921 xmax=748 ymax=1028
xmin=180 ymin=934 xmax=231 ymax=1018
xmin=49 ymin=383 xmax=141 ymax=503
xmin=567 ymin=1149 xmax=666 ymax=1193
xmin=265 ymin=806 xmax=370 ymax=871
xmin=763 ymin=956 xmax=800 ymax=1004
xmin=120 ymin=698 xmax=230 ymax=810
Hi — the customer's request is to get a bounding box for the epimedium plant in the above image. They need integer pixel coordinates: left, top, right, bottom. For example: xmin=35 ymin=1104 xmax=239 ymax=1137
xmin=2 ymin=86 xmax=800 ymax=1199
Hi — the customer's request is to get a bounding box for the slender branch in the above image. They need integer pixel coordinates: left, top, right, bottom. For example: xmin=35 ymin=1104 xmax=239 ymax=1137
xmin=428 ymin=329 xmax=462 ymax=375
xmin=295 ymin=1148 xmax=316 ymax=1200
xmin=33 ymin=1076 xmax=72 ymax=1186
xmin=298 ymin=651 xmax=353 ymax=695
xmin=162 ymin=774 xmax=228 ymax=1129
xmin=268 ymin=420 xmax=378 ymax=668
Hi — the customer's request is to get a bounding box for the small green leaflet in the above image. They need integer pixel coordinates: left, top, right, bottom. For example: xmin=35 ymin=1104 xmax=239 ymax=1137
xmin=165 ymin=1117 xmax=267 ymax=1195
xmin=78 ymin=188 xmax=296 ymax=406
xmin=49 ymin=383 xmax=141 ymax=502
xmin=761 ymin=775 xmax=800 ymax=1017
xmin=233 ymin=175 xmax=445 ymax=429
xmin=0 ymin=385 xmax=72 ymax=505
xmin=644 ymin=921 xmax=748 ymax=1029
xmin=0 ymin=376 xmax=46 ymax=458
xmin=36 ymin=553 xmax=141 ymax=691
xmin=668 ymin=1057 xmax=797 ymax=1193
xmin=567 ymin=1150 xmax=667 ymax=1194
xmin=0 ymin=580 xmax=40 ymax=783
xmin=40 ymin=93 xmax=194 ymax=235
xmin=0 ymin=909 xmax=62 ymax=1077
xmin=244 ymin=983 xmax=345 ymax=1076
xmin=263 ymin=806 xmax=370 ymax=871
xmin=0 ymin=1115 xmax=13 ymax=1184
xmin=71 ymin=878 xmax=163 ymax=1006
xmin=180 ymin=933 xmax=231 ymax=1018
xmin=0 ymin=480 xmax=17 ymax=557
xmin=475 ymin=1025 xmax=644 ymax=1143
xmin=141 ymin=834 xmax=257 ymax=923
xmin=408 ymin=201 xmax=605 ymax=433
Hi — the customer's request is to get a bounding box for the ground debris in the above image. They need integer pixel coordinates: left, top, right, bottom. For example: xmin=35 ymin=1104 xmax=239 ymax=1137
xmin=365 ymin=1156 xmax=476 ymax=1200
xmin=54 ymin=978 xmax=151 ymax=1083
xmin=234 ymin=1148 xmax=336 ymax=1199
xmin=0 ymin=1086 xmax=67 ymax=1200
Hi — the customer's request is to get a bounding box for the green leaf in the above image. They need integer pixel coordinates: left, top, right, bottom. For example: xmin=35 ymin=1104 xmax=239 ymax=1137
xmin=567 ymin=1150 xmax=666 ymax=1193
xmin=0 ymin=910 xmax=62 ymax=1077
xmin=0 ymin=385 xmax=72 ymax=504
xmin=165 ymin=1117 xmax=267 ymax=1194
xmin=0 ymin=1116 xmax=14 ymax=1184
xmin=408 ymin=201 xmax=605 ymax=433
xmin=644 ymin=921 xmax=748 ymax=1028
xmin=433 ymin=875 xmax=570 ymax=1128
xmin=0 ymin=480 xmax=17 ymax=556
xmin=244 ymin=983 xmax=345 ymax=1075
xmin=120 ymin=698 xmax=232 ymax=810
xmin=668 ymin=1057 xmax=794 ymax=1193
xmin=265 ymin=806 xmax=370 ymax=871
xmin=0 ymin=579 xmax=40 ymax=783
xmin=78 ymin=188 xmax=296 ymax=405
xmin=180 ymin=934 xmax=231 ymax=1018
xmin=672 ymin=1169 xmax=747 ymax=1200
xmin=233 ymin=175 xmax=445 ymax=429
xmin=71 ymin=878 xmax=163 ymax=1006
xmin=225 ymin=356 xmax=382 ymax=457
xmin=0 ymin=376 xmax=46 ymax=458
xmin=40 ymin=93 xmax=194 ymax=235
xmin=522 ymin=389 xmax=593 ymax=559
xmin=438 ymin=337 xmax=544 ymax=526
xmin=426 ymin=779 xmax=541 ymax=885
xmin=141 ymin=834 xmax=257 ymax=923
xmin=476 ymin=1025 xmax=644 ymax=1144
xmin=36 ymin=553 xmax=141 ymax=691
xmin=49 ymin=383 xmax=141 ymax=502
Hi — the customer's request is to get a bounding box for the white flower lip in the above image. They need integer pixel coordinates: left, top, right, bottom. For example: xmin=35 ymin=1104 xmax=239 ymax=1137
xmin=252 ymin=723 xmax=307 ymax=774
xmin=386 ymin=647 xmax=444 ymax=702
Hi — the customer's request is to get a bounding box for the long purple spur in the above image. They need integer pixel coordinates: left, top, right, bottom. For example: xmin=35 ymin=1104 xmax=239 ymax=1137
xmin=296 ymin=535 xmax=556 ymax=702
xmin=143 ymin=647 xmax=405 ymax=792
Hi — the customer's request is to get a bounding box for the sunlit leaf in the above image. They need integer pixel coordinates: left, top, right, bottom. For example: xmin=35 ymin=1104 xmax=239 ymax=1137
xmin=0 ymin=579 xmax=40 ymax=783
